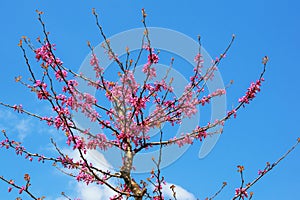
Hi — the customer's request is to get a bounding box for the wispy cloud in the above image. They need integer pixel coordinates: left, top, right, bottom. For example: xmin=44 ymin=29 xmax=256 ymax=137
xmin=15 ymin=118 xmax=32 ymax=141
xmin=0 ymin=107 xmax=66 ymax=143
xmin=0 ymin=109 xmax=33 ymax=141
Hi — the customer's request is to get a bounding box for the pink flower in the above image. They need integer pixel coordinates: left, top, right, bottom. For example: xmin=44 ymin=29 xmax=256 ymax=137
xmin=35 ymin=43 xmax=63 ymax=67
xmin=143 ymin=62 xmax=157 ymax=79
xmin=55 ymin=70 xmax=67 ymax=81
xmin=238 ymin=78 xmax=264 ymax=104
xmin=258 ymin=169 xmax=267 ymax=175
xmin=194 ymin=53 xmax=202 ymax=63
xmin=227 ymin=109 xmax=237 ymax=118
xmin=143 ymin=43 xmax=151 ymax=50
xmin=235 ymin=188 xmax=248 ymax=200
xmin=34 ymin=80 xmax=47 ymax=89
xmin=148 ymin=53 xmax=159 ymax=64
xmin=153 ymin=196 xmax=164 ymax=200
xmin=37 ymin=90 xmax=50 ymax=100
xmin=13 ymin=104 xmax=23 ymax=113
xmin=19 ymin=186 xmax=25 ymax=194
xmin=90 ymin=54 xmax=99 ymax=66
xmin=197 ymin=131 xmax=207 ymax=141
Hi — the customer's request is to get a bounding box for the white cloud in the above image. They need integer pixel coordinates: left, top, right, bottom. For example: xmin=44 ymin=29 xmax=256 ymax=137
xmin=160 ymin=182 xmax=197 ymax=200
xmin=55 ymin=148 xmax=197 ymax=200
xmin=62 ymin=149 xmax=113 ymax=173
xmin=56 ymin=149 xmax=118 ymax=200
xmin=76 ymin=182 xmax=117 ymax=200
xmin=55 ymin=198 xmax=66 ymax=200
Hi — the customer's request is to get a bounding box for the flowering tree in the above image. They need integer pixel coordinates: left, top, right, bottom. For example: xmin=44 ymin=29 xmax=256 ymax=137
xmin=0 ymin=9 xmax=298 ymax=200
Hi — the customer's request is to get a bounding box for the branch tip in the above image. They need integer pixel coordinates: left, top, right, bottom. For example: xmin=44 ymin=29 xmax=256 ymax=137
xmin=262 ymin=56 xmax=269 ymax=65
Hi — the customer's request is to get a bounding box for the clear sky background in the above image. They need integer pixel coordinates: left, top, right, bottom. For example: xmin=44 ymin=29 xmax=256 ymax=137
xmin=0 ymin=1 xmax=299 ymax=199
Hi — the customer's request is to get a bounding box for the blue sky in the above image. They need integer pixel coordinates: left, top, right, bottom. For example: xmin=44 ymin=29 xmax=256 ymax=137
xmin=0 ymin=1 xmax=299 ymax=199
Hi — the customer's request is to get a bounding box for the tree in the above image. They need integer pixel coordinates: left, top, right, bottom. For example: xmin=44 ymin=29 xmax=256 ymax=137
xmin=0 ymin=8 xmax=298 ymax=200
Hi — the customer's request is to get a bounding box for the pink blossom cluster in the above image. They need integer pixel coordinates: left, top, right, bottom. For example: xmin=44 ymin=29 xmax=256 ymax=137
xmin=18 ymin=186 xmax=26 ymax=194
xmin=194 ymin=53 xmax=203 ymax=63
xmin=172 ymin=127 xmax=207 ymax=147
xmin=90 ymin=53 xmax=103 ymax=78
xmin=142 ymin=46 xmax=159 ymax=79
xmin=175 ymin=134 xmax=194 ymax=147
xmin=12 ymin=104 xmax=23 ymax=113
xmin=34 ymin=45 xmax=110 ymax=153
xmin=33 ymin=80 xmax=49 ymax=99
xmin=0 ymin=139 xmax=10 ymax=149
xmin=239 ymin=78 xmax=264 ymax=104
xmin=178 ymin=86 xmax=198 ymax=118
xmin=55 ymin=70 xmax=67 ymax=81
xmin=199 ymin=89 xmax=226 ymax=106
xmin=258 ymin=169 xmax=267 ymax=175
xmin=76 ymin=167 xmax=95 ymax=184
xmin=235 ymin=188 xmax=248 ymax=200
xmin=227 ymin=109 xmax=237 ymax=119
xmin=35 ymin=43 xmax=63 ymax=67
xmin=86 ymin=133 xmax=110 ymax=150
xmin=0 ymin=134 xmax=49 ymax=165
